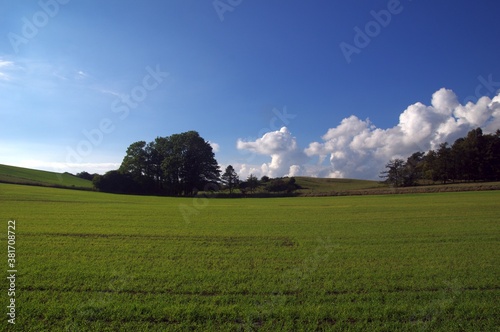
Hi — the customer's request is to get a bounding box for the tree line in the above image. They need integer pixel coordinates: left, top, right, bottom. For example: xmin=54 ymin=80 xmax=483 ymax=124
xmin=381 ymin=128 xmax=500 ymax=187
xmin=221 ymin=166 xmax=300 ymax=195
xmin=92 ymin=127 xmax=500 ymax=194
xmin=92 ymin=130 xmax=300 ymax=196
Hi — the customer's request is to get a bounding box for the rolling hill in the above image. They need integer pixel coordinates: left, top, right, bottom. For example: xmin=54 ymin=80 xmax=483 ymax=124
xmin=2 ymin=163 xmax=498 ymax=196
xmin=0 ymin=164 xmax=93 ymax=189
xmin=294 ymin=176 xmax=385 ymax=194
xmin=0 ymin=164 xmax=385 ymax=194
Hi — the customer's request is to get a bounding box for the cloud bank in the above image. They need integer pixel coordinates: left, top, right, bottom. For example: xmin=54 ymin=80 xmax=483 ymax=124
xmin=237 ymin=88 xmax=500 ymax=180
xmin=236 ymin=127 xmax=307 ymax=178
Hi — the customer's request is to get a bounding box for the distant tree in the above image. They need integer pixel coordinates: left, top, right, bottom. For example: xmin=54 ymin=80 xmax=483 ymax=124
xmin=380 ymin=159 xmax=406 ymax=187
xmin=287 ymin=177 xmax=300 ymax=192
xmin=451 ymin=137 xmax=467 ymax=181
xmin=76 ymin=171 xmax=95 ymax=181
xmin=246 ymin=174 xmax=259 ymax=193
xmin=484 ymin=130 xmax=500 ymax=180
xmin=92 ymin=170 xmax=139 ymax=194
xmin=260 ymin=175 xmax=270 ymax=183
xmin=264 ymin=178 xmax=299 ymax=193
xmin=221 ymin=165 xmax=239 ymax=194
xmin=422 ymin=149 xmax=438 ymax=181
xmin=239 ymin=181 xmax=249 ymax=195
xmin=436 ymin=142 xmax=453 ymax=184
xmin=265 ymin=179 xmax=285 ymax=193
xmin=403 ymin=152 xmax=425 ymax=186
xmin=384 ymin=127 xmax=500 ymax=185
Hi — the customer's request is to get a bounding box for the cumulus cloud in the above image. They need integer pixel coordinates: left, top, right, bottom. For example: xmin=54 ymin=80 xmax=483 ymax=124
xmin=235 ymin=88 xmax=500 ymax=180
xmin=306 ymin=88 xmax=500 ymax=179
xmin=236 ymin=127 xmax=307 ymax=178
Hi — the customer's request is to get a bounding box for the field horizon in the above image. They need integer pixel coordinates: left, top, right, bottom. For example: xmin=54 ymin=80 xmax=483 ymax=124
xmin=2 ymin=163 xmax=500 ymax=198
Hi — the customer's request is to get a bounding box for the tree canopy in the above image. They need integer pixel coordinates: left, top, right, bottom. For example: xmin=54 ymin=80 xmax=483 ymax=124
xmin=94 ymin=131 xmax=220 ymax=195
xmin=221 ymin=165 xmax=239 ymax=194
xmin=381 ymin=128 xmax=500 ymax=187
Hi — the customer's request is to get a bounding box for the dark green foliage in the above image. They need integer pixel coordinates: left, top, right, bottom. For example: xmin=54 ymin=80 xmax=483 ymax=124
xmin=221 ymin=165 xmax=239 ymax=194
xmin=382 ymin=128 xmax=500 ymax=187
xmin=75 ymin=171 xmax=96 ymax=181
xmin=245 ymin=174 xmax=259 ymax=193
xmin=265 ymin=179 xmax=287 ymax=192
xmin=404 ymin=151 xmax=425 ymax=186
xmin=92 ymin=171 xmax=140 ymax=194
xmin=265 ymin=177 xmax=300 ymax=193
xmin=380 ymin=159 xmax=407 ymax=187
xmin=97 ymin=131 xmax=220 ymax=195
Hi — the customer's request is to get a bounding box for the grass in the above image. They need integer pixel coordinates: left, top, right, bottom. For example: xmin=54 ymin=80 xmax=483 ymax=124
xmin=1 ymin=183 xmax=499 ymax=331
xmin=294 ymin=176 xmax=385 ymax=194
xmin=0 ymin=164 xmax=93 ymax=189
xmin=2 ymin=163 xmax=499 ymax=197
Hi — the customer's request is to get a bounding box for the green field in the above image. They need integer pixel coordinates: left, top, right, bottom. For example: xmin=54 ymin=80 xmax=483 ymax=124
xmin=294 ymin=176 xmax=385 ymax=194
xmin=0 ymin=164 xmax=93 ymax=189
xmin=1 ymin=183 xmax=499 ymax=331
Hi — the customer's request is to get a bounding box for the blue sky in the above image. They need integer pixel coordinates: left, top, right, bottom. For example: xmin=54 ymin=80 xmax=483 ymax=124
xmin=1 ymin=0 xmax=500 ymax=179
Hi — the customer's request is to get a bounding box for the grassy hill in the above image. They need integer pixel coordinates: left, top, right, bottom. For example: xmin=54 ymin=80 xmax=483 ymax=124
xmin=0 ymin=164 xmax=93 ymax=189
xmin=294 ymin=176 xmax=385 ymax=194
xmin=1 ymin=163 xmax=498 ymax=196
xmin=293 ymin=176 xmax=500 ymax=196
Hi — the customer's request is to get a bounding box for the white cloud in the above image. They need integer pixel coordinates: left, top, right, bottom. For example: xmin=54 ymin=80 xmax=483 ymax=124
xmin=17 ymin=160 xmax=120 ymax=175
xmin=76 ymin=70 xmax=89 ymax=79
xmin=0 ymin=60 xmax=14 ymax=68
xmin=236 ymin=127 xmax=308 ymax=178
xmin=235 ymin=88 xmax=500 ymax=180
xmin=209 ymin=141 xmax=220 ymax=153
xmin=230 ymin=163 xmax=264 ymax=180
xmin=0 ymin=59 xmax=18 ymax=81
xmin=306 ymin=88 xmax=500 ymax=180
xmin=98 ymin=88 xmax=126 ymax=99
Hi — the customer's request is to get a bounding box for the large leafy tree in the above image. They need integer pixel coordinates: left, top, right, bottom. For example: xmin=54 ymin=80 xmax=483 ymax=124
xmin=117 ymin=131 xmax=220 ymax=195
xmin=165 ymin=131 xmax=220 ymax=195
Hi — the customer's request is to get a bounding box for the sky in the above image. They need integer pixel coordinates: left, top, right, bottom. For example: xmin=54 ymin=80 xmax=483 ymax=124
xmin=1 ymin=0 xmax=500 ymax=180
